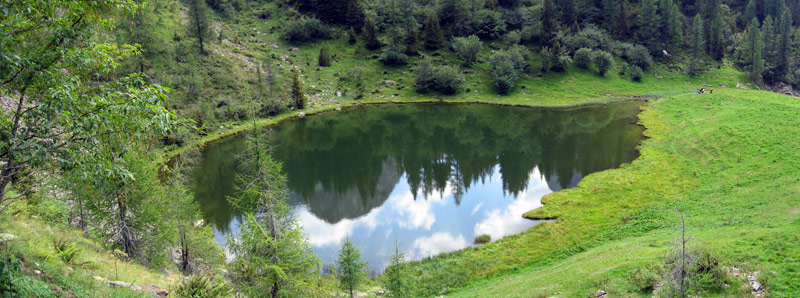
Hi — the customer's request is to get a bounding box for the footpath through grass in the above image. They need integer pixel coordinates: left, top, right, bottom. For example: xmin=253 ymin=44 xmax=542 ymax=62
xmin=430 ymin=88 xmax=800 ymax=297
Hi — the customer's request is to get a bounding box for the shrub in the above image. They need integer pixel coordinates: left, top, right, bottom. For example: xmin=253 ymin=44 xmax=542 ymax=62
xmin=540 ymin=47 xmax=554 ymax=72
xmin=551 ymin=55 xmax=572 ymax=72
xmin=574 ymin=48 xmax=593 ymax=69
xmin=380 ymin=45 xmax=409 ymax=66
xmin=347 ymin=26 xmax=357 ymax=45
xmin=491 ymin=59 xmax=518 ymax=94
xmin=318 ymin=45 xmax=332 ymax=67
xmin=451 ymin=35 xmax=483 ymax=67
xmin=469 ymin=9 xmax=507 ymax=39
xmin=53 ymin=237 xmax=82 ymax=264
xmin=281 ymin=18 xmax=332 ymax=44
xmin=414 ymin=59 xmax=436 ymax=92
xmin=592 ymin=50 xmax=613 ymax=76
xmin=625 ymin=45 xmax=653 ymax=70
xmin=504 ymin=30 xmax=521 ymax=45
xmin=474 ymin=234 xmax=491 ymax=244
xmin=432 ymin=65 xmax=465 ymax=94
xmin=630 ymin=65 xmax=644 ymax=81
xmin=556 ymin=24 xmax=610 ymax=53
xmin=173 ymin=274 xmax=231 ymax=298
xmin=260 ymin=99 xmax=287 ymax=117
xmin=628 ymin=267 xmax=659 ymax=293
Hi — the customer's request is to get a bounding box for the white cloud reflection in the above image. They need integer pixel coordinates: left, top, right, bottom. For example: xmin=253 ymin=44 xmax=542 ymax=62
xmin=473 ymin=168 xmax=548 ymax=241
xmin=410 ymin=232 xmax=468 ymax=260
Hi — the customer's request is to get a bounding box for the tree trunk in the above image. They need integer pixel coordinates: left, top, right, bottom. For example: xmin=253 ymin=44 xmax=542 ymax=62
xmin=270 ymin=281 xmax=279 ymax=298
xmin=117 ymin=194 xmax=135 ymax=259
xmin=180 ymin=230 xmax=191 ymax=274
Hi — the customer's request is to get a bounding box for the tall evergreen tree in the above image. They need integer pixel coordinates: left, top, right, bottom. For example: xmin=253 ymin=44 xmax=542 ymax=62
xmin=541 ymin=0 xmax=558 ymax=44
xmin=363 ymin=14 xmax=382 ymax=50
xmin=291 ymin=68 xmax=307 ymax=109
xmin=745 ymin=18 xmax=765 ymax=83
xmin=745 ymin=0 xmax=757 ymax=24
xmin=689 ymin=14 xmax=705 ymax=75
xmin=602 ymin=0 xmax=620 ymax=29
xmin=659 ymin=0 xmax=683 ymax=53
xmin=118 ymin=1 xmax=163 ymax=74
xmin=638 ymin=0 xmax=661 ymax=51
xmin=562 ymin=0 xmax=578 ymax=30
xmin=777 ymin=10 xmax=793 ymax=78
xmin=187 ymin=0 xmax=212 ymax=55
xmin=424 ymin=12 xmax=445 ymax=50
xmin=336 ymin=238 xmax=367 ymax=298
xmin=707 ymin=0 xmax=725 ymax=59
xmin=616 ymin=0 xmax=631 ymax=38
xmin=382 ymin=242 xmax=409 ymax=297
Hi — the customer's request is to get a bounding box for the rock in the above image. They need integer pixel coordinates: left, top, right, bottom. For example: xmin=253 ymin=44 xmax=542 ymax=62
xmin=336 ymin=91 xmax=342 ymax=97
xmin=354 ymin=293 xmax=367 ymax=298
xmin=752 ymin=281 xmax=762 ymax=292
xmin=384 ymin=80 xmax=395 ymax=85
xmin=141 ymin=284 xmax=169 ymax=297
xmin=107 ymin=280 xmax=134 ymax=288
xmin=290 ymin=48 xmax=299 ymax=52
xmin=0 ymin=233 xmax=16 ymax=242
xmin=662 ymin=49 xmax=672 ymax=57
xmin=298 ymin=112 xmax=306 ymax=118
xmin=33 ymin=270 xmax=41 ymax=278
xmin=270 ymin=43 xmax=279 ymax=48
xmin=440 ymin=287 xmax=447 ymax=294
xmin=93 ymin=276 xmax=107 ymax=283
xmin=335 ymin=107 xmax=342 ymax=111
xmin=596 ymin=290 xmax=606 ymax=297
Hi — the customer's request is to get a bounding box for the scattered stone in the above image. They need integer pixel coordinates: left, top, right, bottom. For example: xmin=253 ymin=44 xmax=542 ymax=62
xmin=662 ymin=49 xmax=672 ymax=57
xmin=336 ymin=91 xmax=342 ymax=97
xmin=298 ymin=112 xmax=306 ymax=118
xmin=377 ymin=290 xmax=386 ymax=296
xmin=440 ymin=287 xmax=447 ymax=294
xmin=93 ymin=276 xmax=107 ymax=283
xmin=33 ymin=270 xmax=41 ymax=278
xmin=290 ymin=48 xmax=299 ymax=52
xmin=384 ymin=80 xmax=395 ymax=85
xmin=141 ymin=284 xmax=169 ymax=297
xmin=354 ymin=293 xmax=367 ymax=298
xmin=596 ymin=290 xmax=606 ymax=297
xmin=270 ymin=43 xmax=279 ymax=48
xmin=335 ymin=107 xmax=342 ymax=111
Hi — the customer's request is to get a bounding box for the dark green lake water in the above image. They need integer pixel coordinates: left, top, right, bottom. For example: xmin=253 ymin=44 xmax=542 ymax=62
xmin=192 ymin=102 xmax=644 ymax=270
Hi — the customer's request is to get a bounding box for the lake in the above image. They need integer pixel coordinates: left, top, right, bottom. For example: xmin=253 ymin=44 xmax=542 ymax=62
xmin=192 ymin=102 xmax=644 ymax=270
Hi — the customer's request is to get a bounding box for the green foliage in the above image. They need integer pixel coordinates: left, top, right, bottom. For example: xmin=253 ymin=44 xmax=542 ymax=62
xmin=557 ymin=25 xmax=610 ymax=53
xmin=630 ymin=65 xmax=644 ymax=82
xmin=281 ymin=18 xmax=332 ymax=44
xmin=414 ymin=58 xmax=436 ymax=92
xmin=380 ymin=45 xmax=409 ymax=66
xmin=423 ymin=12 xmax=445 ymax=50
xmin=744 ymin=18 xmax=764 ymax=84
xmin=291 ymin=69 xmax=307 ymax=110
xmin=469 ymin=9 xmax=507 ymax=39
xmin=319 ymin=44 xmax=332 ymax=67
xmin=187 ymin=0 xmax=213 ymax=54
xmin=624 ymin=45 xmax=652 ymax=70
xmin=540 ymin=47 xmax=554 ymax=72
xmin=593 ymin=50 xmax=614 ymax=76
xmin=348 ymin=27 xmax=358 ymax=45
xmin=574 ymin=48 xmax=593 ymax=69
xmin=474 ymin=234 xmax=491 ymax=244
xmin=628 ymin=267 xmax=659 ymax=293
xmin=53 ymin=238 xmax=83 ymax=265
xmin=432 ymin=65 xmax=466 ymax=95
xmin=451 ymin=35 xmax=483 ymax=67
xmin=227 ymin=130 xmax=319 ymax=298
xmin=382 ymin=243 xmax=409 ymax=297
xmin=336 ymin=238 xmax=367 ymax=297
xmin=490 ymin=47 xmax=528 ymax=94
xmin=363 ymin=15 xmax=382 ymax=50
xmin=173 ymin=274 xmax=231 ymax=298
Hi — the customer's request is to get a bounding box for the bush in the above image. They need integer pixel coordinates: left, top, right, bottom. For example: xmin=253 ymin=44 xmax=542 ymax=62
xmin=574 ymin=48 xmax=593 ymax=69
xmin=53 ymin=237 xmax=83 ymax=265
xmin=628 ymin=267 xmax=659 ymax=293
xmin=259 ymin=99 xmax=287 ymax=117
xmin=451 ymin=35 xmax=483 ymax=67
xmin=380 ymin=45 xmax=409 ymax=66
xmin=469 ymin=9 xmax=507 ymax=39
xmin=173 ymin=274 xmax=231 ymax=298
xmin=414 ymin=59 xmax=436 ymax=92
xmin=630 ymin=65 xmax=644 ymax=81
xmin=474 ymin=234 xmax=491 ymax=244
xmin=281 ymin=18 xmax=332 ymax=44
xmin=625 ymin=45 xmax=653 ymax=70
xmin=318 ymin=44 xmax=332 ymax=67
xmin=556 ymin=24 xmax=610 ymax=53
xmin=592 ymin=50 xmax=613 ymax=76
xmin=491 ymin=59 xmax=518 ymax=94
xmin=504 ymin=30 xmax=521 ymax=45
xmin=551 ymin=55 xmax=572 ymax=72
xmin=432 ymin=65 xmax=465 ymax=94
xmin=347 ymin=27 xmax=357 ymax=45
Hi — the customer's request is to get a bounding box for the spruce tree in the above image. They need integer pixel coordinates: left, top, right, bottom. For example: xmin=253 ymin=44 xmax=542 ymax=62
xmin=562 ymin=0 xmax=578 ymax=30
xmin=616 ymin=0 xmax=631 ymax=39
xmin=348 ymin=26 xmax=358 ymax=45
xmin=541 ymin=0 xmax=558 ymax=44
xmin=776 ymin=10 xmax=792 ymax=78
xmin=187 ymin=0 xmax=212 ymax=55
xmin=424 ymin=12 xmax=445 ymax=50
xmin=336 ymin=238 xmax=367 ymax=298
xmin=602 ymin=0 xmax=620 ymax=28
xmin=707 ymin=0 xmax=725 ymax=59
xmin=638 ymin=0 xmax=660 ymax=51
xmin=689 ymin=14 xmax=705 ymax=76
xmin=291 ymin=68 xmax=307 ymax=109
xmin=382 ymin=242 xmax=409 ymax=297
xmin=745 ymin=18 xmax=764 ymax=83
xmin=363 ymin=15 xmax=382 ymax=50
xmin=318 ymin=44 xmax=332 ymax=67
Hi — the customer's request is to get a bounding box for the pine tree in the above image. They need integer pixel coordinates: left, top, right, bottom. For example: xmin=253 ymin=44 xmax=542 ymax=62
xmin=744 ymin=0 xmax=757 ymax=24
xmin=187 ymin=0 xmax=212 ymax=55
xmin=616 ymin=0 xmax=631 ymax=39
xmin=118 ymin=1 xmax=163 ymax=74
xmin=776 ymin=10 xmax=792 ymax=78
xmin=336 ymin=238 xmax=367 ymax=298
xmin=424 ymin=12 xmax=445 ymax=50
xmin=363 ymin=15 xmax=382 ymax=50
xmin=291 ymin=68 xmax=307 ymax=109
xmin=707 ymin=0 xmax=725 ymax=59
xmin=382 ymin=242 xmax=409 ymax=297
xmin=689 ymin=14 xmax=705 ymax=75
xmin=348 ymin=26 xmax=358 ymax=45
xmin=602 ymin=0 xmax=620 ymax=28
xmin=405 ymin=27 xmax=420 ymax=55
xmin=562 ymin=0 xmax=578 ymax=30
xmin=638 ymin=0 xmax=660 ymax=51
xmin=227 ymin=125 xmax=319 ymax=298
xmin=541 ymin=0 xmax=558 ymax=44
xmin=745 ymin=18 xmax=764 ymax=83
xmin=318 ymin=44 xmax=332 ymax=67
xmin=659 ymin=0 xmax=683 ymax=53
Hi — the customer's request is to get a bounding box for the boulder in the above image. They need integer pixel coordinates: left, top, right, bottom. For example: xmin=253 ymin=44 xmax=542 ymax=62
xmin=290 ymin=48 xmax=299 ymax=52
xmin=298 ymin=112 xmax=306 ymax=118
xmin=0 ymin=233 xmax=16 ymax=243
xmin=596 ymin=290 xmax=606 ymax=297
xmin=141 ymin=284 xmax=169 ymax=297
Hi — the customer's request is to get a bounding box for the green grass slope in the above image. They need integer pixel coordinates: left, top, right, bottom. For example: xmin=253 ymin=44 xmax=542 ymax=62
xmin=437 ymin=88 xmax=799 ymax=297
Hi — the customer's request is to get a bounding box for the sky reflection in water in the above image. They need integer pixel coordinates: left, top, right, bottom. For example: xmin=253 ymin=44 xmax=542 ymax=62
xmin=193 ymin=103 xmax=644 ymax=270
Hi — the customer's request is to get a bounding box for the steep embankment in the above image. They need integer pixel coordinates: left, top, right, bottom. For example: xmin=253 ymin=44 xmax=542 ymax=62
xmin=437 ymin=88 xmax=800 ymax=297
